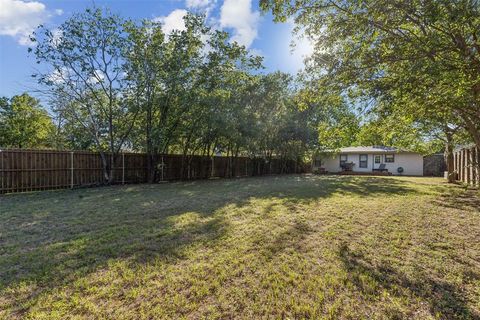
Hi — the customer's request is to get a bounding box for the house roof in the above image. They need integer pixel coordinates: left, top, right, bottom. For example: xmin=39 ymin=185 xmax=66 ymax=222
xmin=327 ymin=146 xmax=416 ymax=154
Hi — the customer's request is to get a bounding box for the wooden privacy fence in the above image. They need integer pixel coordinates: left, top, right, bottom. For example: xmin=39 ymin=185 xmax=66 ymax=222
xmin=453 ymin=145 xmax=480 ymax=187
xmin=0 ymin=149 xmax=306 ymax=194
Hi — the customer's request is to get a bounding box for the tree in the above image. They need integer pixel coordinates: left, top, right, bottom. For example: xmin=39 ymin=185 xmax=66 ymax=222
xmin=0 ymin=93 xmax=55 ymax=148
xmin=126 ymin=14 xmax=209 ymax=180
xmin=24 ymin=6 xmax=325 ymax=181
xmin=261 ymin=0 xmax=480 ymax=177
xmin=32 ymin=8 xmax=139 ymax=183
xmin=125 ymin=13 xmax=262 ymax=180
xmin=243 ymin=72 xmax=316 ymax=171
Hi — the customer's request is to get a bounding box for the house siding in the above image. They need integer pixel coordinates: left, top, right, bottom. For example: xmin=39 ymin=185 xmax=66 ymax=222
xmin=317 ymin=153 xmax=424 ymax=176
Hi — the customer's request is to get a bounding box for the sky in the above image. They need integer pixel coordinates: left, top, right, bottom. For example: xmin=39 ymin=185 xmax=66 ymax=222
xmin=0 ymin=0 xmax=313 ymax=101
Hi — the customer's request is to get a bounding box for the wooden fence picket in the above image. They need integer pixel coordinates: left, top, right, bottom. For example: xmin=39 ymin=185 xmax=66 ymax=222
xmin=0 ymin=148 xmax=307 ymax=194
xmin=453 ymin=146 xmax=480 ymax=187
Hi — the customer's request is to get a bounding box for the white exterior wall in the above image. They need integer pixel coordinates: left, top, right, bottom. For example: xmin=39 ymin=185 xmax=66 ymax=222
xmin=321 ymin=154 xmax=341 ymax=172
xmin=315 ymin=152 xmax=424 ymax=176
xmin=385 ymin=153 xmax=424 ymax=176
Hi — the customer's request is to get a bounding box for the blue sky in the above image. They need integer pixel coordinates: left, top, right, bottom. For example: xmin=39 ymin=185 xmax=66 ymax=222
xmin=0 ymin=0 xmax=313 ymax=101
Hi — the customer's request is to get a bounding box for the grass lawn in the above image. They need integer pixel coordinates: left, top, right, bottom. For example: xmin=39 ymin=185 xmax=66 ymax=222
xmin=1 ymin=175 xmax=479 ymax=319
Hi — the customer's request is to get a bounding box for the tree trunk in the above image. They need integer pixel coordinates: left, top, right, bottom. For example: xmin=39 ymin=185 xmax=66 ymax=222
xmin=99 ymin=151 xmax=110 ymax=184
xmin=146 ymin=101 xmax=156 ymax=183
xmin=108 ymin=153 xmax=116 ymax=184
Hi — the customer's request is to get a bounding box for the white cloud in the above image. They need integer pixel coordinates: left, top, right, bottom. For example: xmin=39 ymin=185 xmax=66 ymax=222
xmin=51 ymin=28 xmax=63 ymax=47
xmin=88 ymin=69 xmax=105 ymax=85
xmin=220 ymin=0 xmax=259 ymax=48
xmin=47 ymin=67 xmax=70 ymax=84
xmin=48 ymin=67 xmax=105 ymax=85
xmin=153 ymin=9 xmax=187 ymax=35
xmin=248 ymin=48 xmax=263 ymax=57
xmin=186 ymin=0 xmax=216 ymax=16
xmin=0 ymin=0 xmax=63 ymax=45
xmin=186 ymin=0 xmax=211 ymax=9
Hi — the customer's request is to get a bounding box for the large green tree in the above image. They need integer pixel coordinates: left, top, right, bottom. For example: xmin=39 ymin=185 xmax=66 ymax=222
xmin=24 ymin=6 xmax=333 ymax=182
xmin=0 ymin=93 xmax=55 ymax=148
xmin=125 ymin=13 xmax=262 ymax=180
xmin=261 ymin=0 xmax=480 ymax=171
xmin=32 ymin=8 xmax=139 ymax=183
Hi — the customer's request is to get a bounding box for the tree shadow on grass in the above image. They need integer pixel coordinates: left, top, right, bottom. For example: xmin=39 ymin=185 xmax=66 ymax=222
xmin=338 ymin=243 xmax=480 ymax=319
xmin=262 ymin=215 xmax=315 ymax=260
xmin=0 ymin=189 xmax=232 ymax=316
xmin=434 ymin=188 xmax=480 ymax=212
xmin=258 ymin=175 xmax=421 ymax=202
xmin=0 ymin=174 xmax=417 ymax=316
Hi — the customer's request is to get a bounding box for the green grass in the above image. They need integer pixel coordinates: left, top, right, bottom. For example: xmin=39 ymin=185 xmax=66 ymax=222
xmin=1 ymin=175 xmax=479 ymax=319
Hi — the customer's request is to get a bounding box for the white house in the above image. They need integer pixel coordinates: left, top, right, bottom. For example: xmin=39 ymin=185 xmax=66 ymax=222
xmin=313 ymin=146 xmax=424 ymax=176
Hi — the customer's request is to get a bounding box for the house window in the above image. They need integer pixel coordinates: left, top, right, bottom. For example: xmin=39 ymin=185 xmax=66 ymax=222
xmin=374 ymin=155 xmax=381 ymax=163
xmin=340 ymin=154 xmax=347 ymax=166
xmin=359 ymin=154 xmax=368 ymax=168
xmin=314 ymin=158 xmax=322 ymax=167
xmin=385 ymin=154 xmax=395 ymax=163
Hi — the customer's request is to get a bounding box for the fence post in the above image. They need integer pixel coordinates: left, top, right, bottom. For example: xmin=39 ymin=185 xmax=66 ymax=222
xmin=477 ymin=147 xmax=480 ymax=186
xmin=457 ymin=150 xmax=462 ymax=181
xmin=453 ymin=151 xmax=457 ymax=180
xmin=465 ymin=148 xmax=468 ymax=183
xmin=161 ymin=156 xmax=164 ymax=181
xmin=245 ymin=158 xmax=248 ymax=176
xmin=70 ymin=151 xmax=74 ymax=189
xmin=211 ymin=156 xmax=215 ymax=178
xmin=472 ymin=147 xmax=476 ymax=186
xmin=477 ymin=148 xmax=480 ymax=186
xmin=122 ymin=152 xmax=125 ymax=184
xmin=474 ymin=148 xmax=477 ymax=186
xmin=466 ymin=148 xmax=471 ymax=185
xmin=453 ymin=152 xmax=458 ymax=180
xmin=458 ymin=150 xmax=461 ymax=180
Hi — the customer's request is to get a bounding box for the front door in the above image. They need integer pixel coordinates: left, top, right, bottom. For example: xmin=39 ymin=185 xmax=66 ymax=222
xmin=373 ymin=154 xmax=382 ymax=169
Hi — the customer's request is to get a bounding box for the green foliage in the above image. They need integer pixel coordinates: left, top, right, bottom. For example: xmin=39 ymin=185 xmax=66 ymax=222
xmin=247 ymin=72 xmax=311 ymax=159
xmin=0 ymin=93 xmax=55 ymax=148
xmin=27 ymin=3 xmax=472 ymax=177
xmin=28 ymin=7 xmax=321 ymax=182
xmin=32 ymin=7 xmax=141 ymax=182
xmin=262 ymin=0 xmax=480 ymax=151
